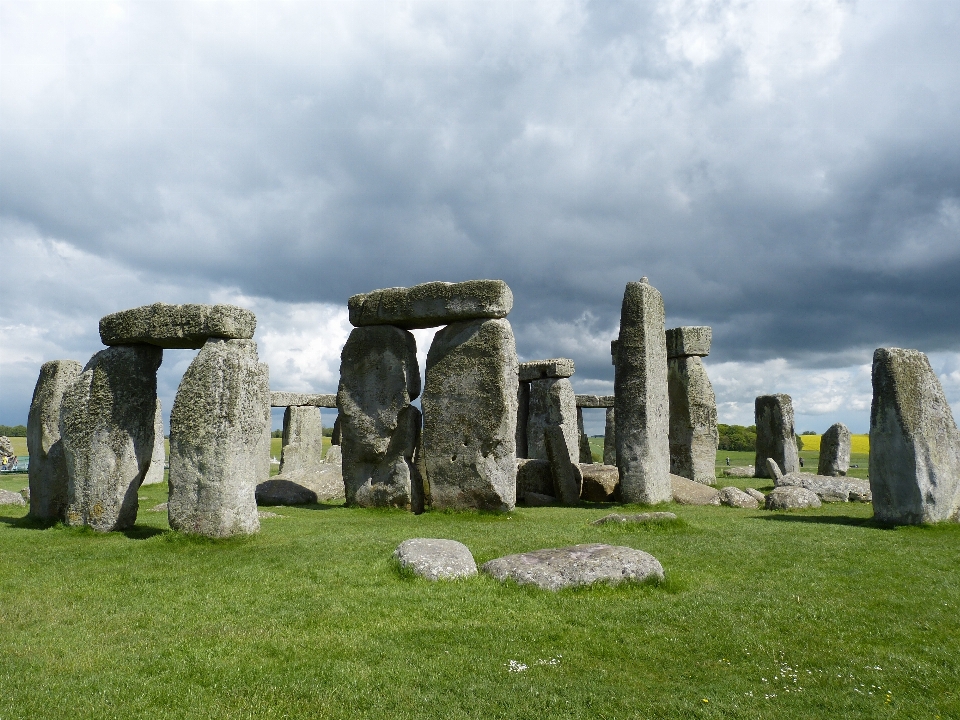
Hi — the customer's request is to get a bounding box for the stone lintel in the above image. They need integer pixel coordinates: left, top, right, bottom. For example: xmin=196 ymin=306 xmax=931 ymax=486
xmin=518 ymin=358 xmax=574 ymax=382
xmin=666 ymin=326 xmax=712 ymax=359
xmin=270 ymin=392 xmax=337 ymax=408
xmin=575 ymin=394 xmax=615 ymax=408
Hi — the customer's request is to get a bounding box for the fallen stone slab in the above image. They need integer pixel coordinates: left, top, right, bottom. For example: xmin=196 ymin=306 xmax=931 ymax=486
xmin=393 ymin=538 xmax=478 ymax=580
xmin=744 ymin=488 xmax=766 ymax=502
xmin=256 ymin=465 xmax=344 ymax=505
xmin=481 ymin=543 xmax=664 ymax=591
xmin=0 ymin=489 xmax=26 ymax=506
xmin=270 ymin=392 xmax=337 ymax=408
xmin=765 ymin=486 xmax=821 ymax=510
xmin=516 ymin=458 xmax=553 ymax=499
xmin=99 ymin=303 xmax=256 ymax=349
xmin=255 ymin=478 xmax=320 ymax=505
xmin=671 ymin=473 xmax=720 ymax=506
xmin=524 ymin=492 xmax=556 ymax=506
xmin=776 ymin=472 xmax=872 ymax=503
xmin=591 ymin=512 xmax=677 ymax=525
xmin=519 ymin=358 xmax=575 ymax=382
xmin=718 ymin=486 xmax=759 ymax=509
xmin=665 ymin=326 xmax=712 ymax=359
xmin=349 ymin=280 xmax=513 ymax=329
xmin=579 ymin=463 xmax=620 ymax=502
xmin=575 ymin=395 xmax=616 ymax=408
xmin=722 ymin=465 xmax=754 ymax=478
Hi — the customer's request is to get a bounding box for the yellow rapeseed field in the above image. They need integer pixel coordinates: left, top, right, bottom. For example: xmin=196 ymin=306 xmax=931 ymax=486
xmin=800 ymin=434 xmax=869 ymax=454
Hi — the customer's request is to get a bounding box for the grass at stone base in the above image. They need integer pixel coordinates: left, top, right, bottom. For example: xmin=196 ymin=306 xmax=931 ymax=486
xmin=2 ymin=475 xmax=959 ymax=719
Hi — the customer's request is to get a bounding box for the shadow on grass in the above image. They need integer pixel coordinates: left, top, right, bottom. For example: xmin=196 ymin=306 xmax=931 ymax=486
xmin=261 ymin=501 xmax=346 ymax=512
xmin=0 ymin=515 xmax=167 ymax=539
xmin=753 ymin=513 xmax=890 ymax=529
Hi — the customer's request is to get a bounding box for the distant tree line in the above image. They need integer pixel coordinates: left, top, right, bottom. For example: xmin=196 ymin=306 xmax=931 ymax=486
xmin=0 ymin=424 xmax=27 ymax=437
xmin=717 ymin=424 xmax=757 ymax=452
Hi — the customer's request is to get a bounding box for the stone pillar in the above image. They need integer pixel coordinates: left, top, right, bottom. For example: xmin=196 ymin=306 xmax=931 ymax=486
xmin=515 ymin=381 xmax=529 ymax=459
xmin=870 ymin=348 xmax=960 ymax=524
xmin=818 ymin=422 xmax=851 ymax=477
xmin=754 ymin=394 xmax=799 ymax=479
xmin=667 ymin=327 xmax=718 ymax=485
xmin=60 ymin=345 xmax=163 ymax=531
xmin=168 ymin=339 xmax=269 ymax=537
xmin=576 ymin=407 xmax=593 ymax=463
xmin=141 ymin=399 xmax=166 ymax=485
xmin=331 ymin=415 xmax=341 ymax=445
xmin=338 ymin=325 xmax=421 ymax=509
xmin=603 ymin=408 xmax=616 ymax=466
xmin=279 ymin=405 xmax=325 ymax=475
xmin=27 ymin=359 xmax=83 ymax=520
xmin=614 ymin=278 xmax=670 ymax=504
xmin=422 ymin=318 xmax=518 ymax=511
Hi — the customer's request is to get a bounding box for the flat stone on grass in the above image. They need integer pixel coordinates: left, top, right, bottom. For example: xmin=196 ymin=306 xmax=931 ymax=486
xmin=591 ymin=512 xmax=677 ymax=526
xmin=0 ymin=489 xmax=26 ymax=506
xmin=579 ymin=464 xmax=620 ymax=502
xmin=718 ymin=486 xmax=759 ymax=509
xmin=481 ymin=543 xmax=664 ymax=591
xmin=393 ymin=538 xmax=478 ymax=580
xmin=671 ymin=473 xmax=720 ymax=505
xmin=765 ymin=486 xmax=821 ymax=510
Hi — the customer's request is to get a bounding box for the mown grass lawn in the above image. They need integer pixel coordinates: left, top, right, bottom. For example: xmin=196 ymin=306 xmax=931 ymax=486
xmin=1 ymin=464 xmax=958 ymax=719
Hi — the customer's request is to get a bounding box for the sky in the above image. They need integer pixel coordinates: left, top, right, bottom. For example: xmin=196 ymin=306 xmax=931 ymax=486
xmin=1 ymin=0 xmax=959 ymax=436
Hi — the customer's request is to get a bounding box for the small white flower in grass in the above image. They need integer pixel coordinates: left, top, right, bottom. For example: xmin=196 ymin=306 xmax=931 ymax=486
xmin=506 ymin=660 xmax=528 ymax=673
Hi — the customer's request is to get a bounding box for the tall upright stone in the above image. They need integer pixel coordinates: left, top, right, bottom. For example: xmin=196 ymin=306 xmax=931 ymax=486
xmin=422 ymin=318 xmax=518 ymax=511
xmin=168 ymin=339 xmax=269 ymax=537
xmin=516 ymin=381 xmax=529 ymax=458
xmin=603 ymin=408 xmax=616 ymax=466
xmin=337 ymin=326 xmax=421 ymax=509
xmin=666 ymin=327 xmax=718 ymax=485
xmin=818 ymin=422 xmax=851 ymax=477
xmin=27 ymin=359 xmax=83 ymax=520
xmin=870 ymin=348 xmax=960 ymax=524
xmin=614 ymin=279 xmax=670 ymax=504
xmin=141 ymin=399 xmax=166 ymax=485
xmin=754 ymin=394 xmax=799 ymax=479
xmin=60 ymin=345 xmax=163 ymax=531
xmin=524 ymin=359 xmax=578 ymax=465
xmin=576 ymin=407 xmax=593 ymax=463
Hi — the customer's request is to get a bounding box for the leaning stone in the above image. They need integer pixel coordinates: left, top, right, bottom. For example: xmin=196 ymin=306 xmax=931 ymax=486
xmin=393 ymin=538 xmax=478 ymax=580
xmin=576 ymin=395 xmax=615 ymax=408
xmin=60 ymin=345 xmax=162 ymax=532
xmin=526 ymin=377 xmax=579 ymax=462
xmin=99 ymin=303 xmax=256 ymax=349
xmin=818 ymin=422 xmax=851 ymax=476
xmin=767 ymin=458 xmax=784 ymax=482
xmin=718 ymin=486 xmax=759 ymax=509
xmin=744 ymin=488 xmax=766 ymax=502
xmin=524 ymin=492 xmax=556 ymax=506
xmin=591 ymin=512 xmax=677 ymax=525
xmin=0 ymin=489 xmax=26 ymax=506
xmin=603 ymin=408 xmax=616 ymax=466
xmin=614 ymin=279 xmax=671 ymax=504
xmin=755 ymin=394 xmax=800 ymax=478
xmin=168 ymin=339 xmax=269 ymax=537
xmin=349 ymin=280 xmax=513 ymax=330
xmin=765 ymin=486 xmax=821 ymax=510
xmin=518 ymin=358 xmax=575 ymax=382
xmin=422 ymin=318 xmax=518 ymax=511
xmin=27 ymin=359 xmax=83 ymax=520
xmin=481 ymin=543 xmax=664 ymax=591
xmin=579 ymin=464 xmax=620 ymax=502
xmin=545 ymin=425 xmax=582 ymax=505
xmin=665 ymin=326 xmax=712 ymax=359
xmin=670 ymin=474 xmax=720 ymax=506
xmin=270 ymin=392 xmax=337 ymax=408
xmin=338 ymin=326 xmax=421 ymax=509
xmin=516 ymin=458 xmax=553 ymax=499
xmin=141 ymin=399 xmax=166 ymax=485
xmin=668 ymin=354 xmax=718 ymax=485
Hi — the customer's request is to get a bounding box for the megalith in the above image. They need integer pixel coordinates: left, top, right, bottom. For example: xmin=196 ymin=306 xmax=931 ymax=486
xmin=614 ymin=279 xmax=670 ymax=504
xmin=60 ymin=345 xmax=162 ymax=531
xmin=818 ymin=422 xmax=851 ymax=477
xmin=544 ymin=425 xmax=582 ymax=505
xmin=27 ymin=359 xmax=83 ymax=520
xmin=869 ymin=348 xmax=960 ymax=524
xmin=603 ymin=408 xmax=616 ymax=466
xmin=168 ymin=339 xmax=269 ymax=537
xmin=422 ymin=318 xmax=518 ymax=511
xmin=337 ymin=325 xmax=421 ymax=509
xmin=141 ymin=399 xmax=166 ymax=485
xmin=348 ymin=279 xmax=512 ymax=329
xmin=754 ymin=394 xmax=799 ymax=479
xmin=523 ymin=359 xmax=578 ymax=464
xmin=99 ymin=302 xmax=256 ymax=348
xmin=666 ymin=327 xmax=718 ymax=485
xmin=516 ymin=381 xmax=530 ymax=458
xmin=576 ymin=408 xmax=593 ymax=463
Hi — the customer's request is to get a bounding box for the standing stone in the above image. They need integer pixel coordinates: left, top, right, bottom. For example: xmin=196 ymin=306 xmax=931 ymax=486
xmin=331 ymin=415 xmax=341 ymax=446
xmin=526 ymin=377 xmax=579 ymax=464
xmin=544 ymin=425 xmax=582 ymax=505
xmin=754 ymin=394 xmax=800 ymax=479
xmin=667 ymin=327 xmax=718 ymax=485
xmin=577 ymin=407 xmax=593 ymax=463
xmin=818 ymin=422 xmax=851 ymax=477
xmin=870 ymin=348 xmax=960 ymax=524
xmin=338 ymin=326 xmax=421 ymax=509
xmin=603 ymin=408 xmax=616 ymax=466
xmin=27 ymin=359 xmax=83 ymax=520
xmin=422 ymin=318 xmax=518 ymax=511
xmin=614 ymin=279 xmax=670 ymax=504
xmin=279 ymin=405 xmax=325 ymax=475
xmin=141 ymin=399 xmax=166 ymax=485
xmin=60 ymin=345 xmax=163 ymax=532
xmin=516 ymin=381 xmax=529 ymax=458
xmin=168 ymin=339 xmax=269 ymax=537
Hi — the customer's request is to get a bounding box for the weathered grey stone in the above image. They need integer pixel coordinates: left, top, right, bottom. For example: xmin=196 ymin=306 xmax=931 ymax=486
xmin=818 ymin=422 xmax=851 ymax=476
xmin=516 ymin=381 xmax=529 ymax=458
xmin=576 ymin=395 xmax=616 ymax=408
xmin=668 ymin=355 xmax=718 ymax=485
xmin=27 ymin=359 xmax=83 ymax=520
xmin=0 ymin=489 xmax=26 ymax=506
xmin=665 ymin=326 xmax=712 ymax=359
xmin=149 ymin=502 xmax=168 ymax=512
xmin=516 ymin=458 xmax=553 ymax=499
xmin=338 ymin=326 xmax=421 ymax=509
xmin=168 ymin=339 xmax=269 ymax=537
xmin=718 ymin=486 xmax=759 ymax=509
xmin=331 ymin=416 xmax=341 ymax=445
xmin=0 ymin=436 xmax=13 ymax=457
xmin=19 ymin=487 xmax=29 ymax=501
xmin=279 ymin=406 xmax=325 ymax=475
xmin=526 ymin=377 xmax=579 ymax=463
xmin=579 ymin=464 xmax=620 ymax=502
xmin=141 ymin=399 xmax=166 ymax=485
xmin=755 ymin=394 xmax=800 ymax=478
xmin=765 ymin=486 xmax=821 ymax=510
xmin=671 ymin=473 xmax=720 ymax=506
xmin=481 ymin=543 xmax=664 ymax=591
xmin=324 ymin=444 xmax=342 ymax=465
xmin=577 ymin=408 xmax=593 ymax=463
xmin=256 ymin=465 xmax=344 ymax=505
xmin=349 ymin=280 xmax=513 ymax=329
xmin=422 ymin=318 xmax=518 ymax=511
xmin=261 ymin=405 xmax=344 ymax=504
xmin=615 ymin=280 xmax=671 ymax=504
xmin=723 ymin=465 xmax=754 ymax=478
xmin=744 ymin=487 xmax=766 ymax=502
xmin=544 ymin=425 xmax=582 ymax=505
xmin=60 ymin=345 xmax=162 ymax=532
xmin=270 ymin=392 xmax=337 ymax=408
xmin=393 ymin=538 xmax=477 ymax=580
xmin=518 ymin=358 xmax=575 ymax=382
xmin=603 ymin=408 xmax=616 ymax=466
xmin=258 ymin=510 xmax=282 ymax=519
xmin=767 ymin=458 xmax=783 ymax=481
xmin=99 ymin=303 xmax=256 ymax=349
xmin=591 ymin=511 xmax=676 ymax=525
xmin=524 ymin=491 xmax=557 ymax=506
xmin=777 ymin=472 xmax=871 ymax=503
xmin=610 ymin=339 xmax=619 ymax=365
